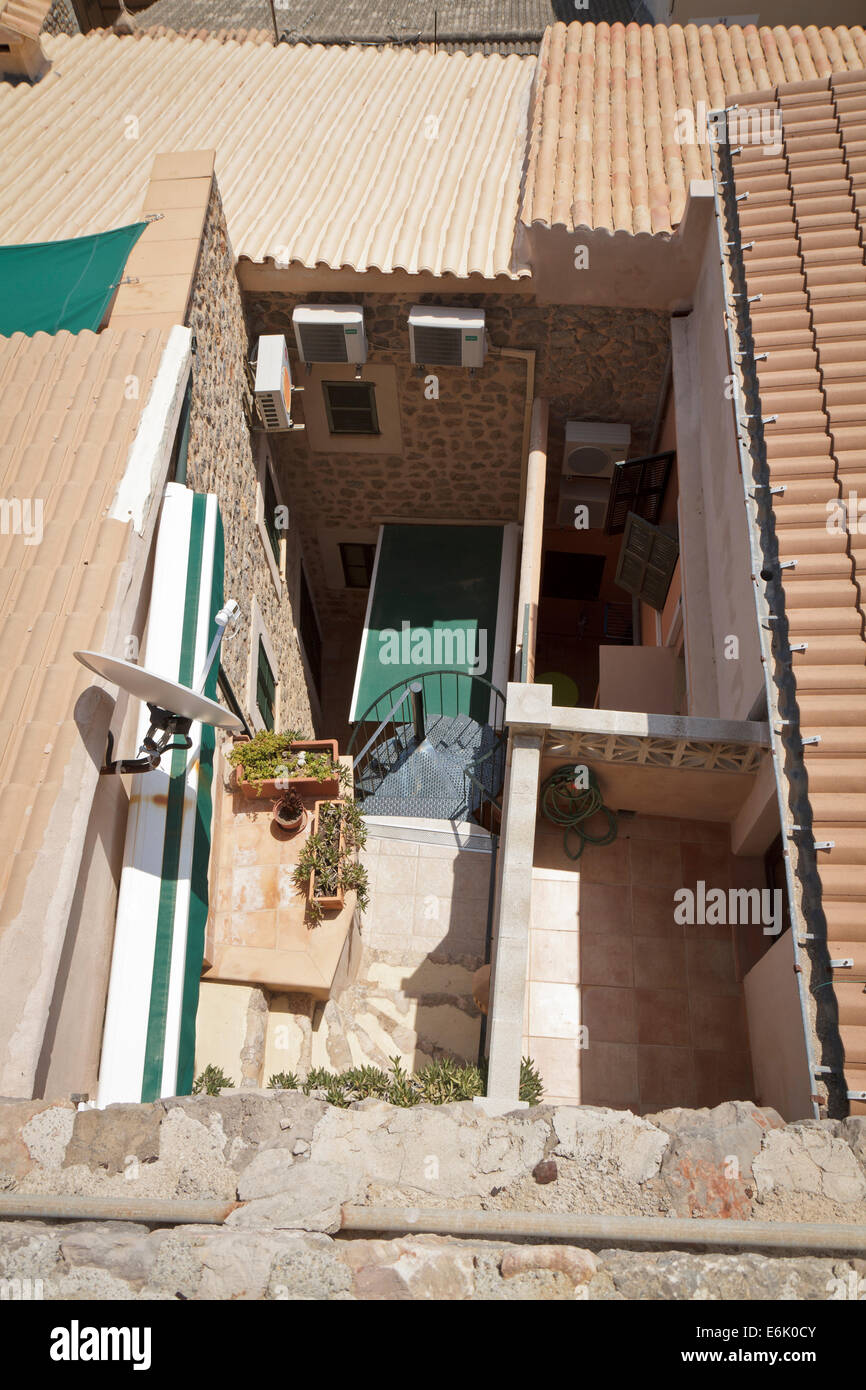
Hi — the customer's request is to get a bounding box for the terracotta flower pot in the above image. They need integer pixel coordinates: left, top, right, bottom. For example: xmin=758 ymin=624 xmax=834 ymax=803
xmin=272 ymin=796 xmax=307 ymax=835
xmin=234 ymin=738 xmax=341 ymax=801
xmin=308 ymin=798 xmax=346 ymax=912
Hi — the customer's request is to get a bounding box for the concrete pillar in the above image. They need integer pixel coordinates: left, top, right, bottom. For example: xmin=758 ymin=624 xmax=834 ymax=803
xmin=513 ymin=398 xmax=549 ymax=683
xmin=485 ymin=727 xmax=544 ymax=1101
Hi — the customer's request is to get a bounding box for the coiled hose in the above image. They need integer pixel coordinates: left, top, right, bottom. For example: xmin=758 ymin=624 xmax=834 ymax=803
xmin=540 ymin=764 xmax=618 ymax=861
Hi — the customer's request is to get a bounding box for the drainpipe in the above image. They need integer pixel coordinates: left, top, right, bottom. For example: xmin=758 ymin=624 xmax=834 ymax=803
xmin=513 ymin=397 xmax=548 ymax=683
xmin=708 ymin=112 xmax=820 ymax=1120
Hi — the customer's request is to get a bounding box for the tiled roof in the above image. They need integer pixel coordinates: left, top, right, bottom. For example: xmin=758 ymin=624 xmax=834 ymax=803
xmin=522 ymin=21 xmax=866 ymax=236
xmin=0 ymin=326 xmax=170 ymax=915
xmin=0 ymin=0 xmax=51 ymax=38
xmin=724 ymin=75 xmax=866 ymax=1114
xmin=135 ymin=1 xmax=654 ymax=52
xmin=0 ymin=32 xmax=535 ymax=279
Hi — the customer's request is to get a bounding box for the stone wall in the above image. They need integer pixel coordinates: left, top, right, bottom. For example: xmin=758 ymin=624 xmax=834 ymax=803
xmin=41 ymin=0 xmax=79 ymax=33
xmin=185 ymin=186 xmax=314 ymax=733
xmin=244 ymin=290 xmax=669 ymax=627
xmin=1 ymin=1093 xmax=864 ymax=1299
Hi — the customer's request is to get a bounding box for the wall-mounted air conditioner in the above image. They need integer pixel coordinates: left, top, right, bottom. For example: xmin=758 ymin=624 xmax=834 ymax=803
xmin=408 ymin=306 xmax=486 ymax=368
xmin=556 ymin=421 xmax=631 ymax=527
xmin=254 ymin=335 xmax=293 ymax=431
xmin=292 ymin=305 xmax=368 ymax=364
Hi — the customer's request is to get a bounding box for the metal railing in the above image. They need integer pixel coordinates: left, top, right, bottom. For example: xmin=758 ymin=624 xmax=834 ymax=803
xmin=347 ymin=669 xmax=508 ymax=819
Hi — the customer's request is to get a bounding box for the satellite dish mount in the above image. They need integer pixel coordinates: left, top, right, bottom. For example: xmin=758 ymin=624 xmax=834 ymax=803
xmin=75 ymin=600 xmax=244 ymax=775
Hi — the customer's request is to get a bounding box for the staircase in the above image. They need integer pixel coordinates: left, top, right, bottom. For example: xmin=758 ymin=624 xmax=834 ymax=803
xmin=348 ymin=672 xmax=506 ymax=825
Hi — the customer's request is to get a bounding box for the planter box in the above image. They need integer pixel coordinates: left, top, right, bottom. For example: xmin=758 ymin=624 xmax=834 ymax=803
xmin=308 ymin=798 xmax=346 ymax=913
xmin=233 ymin=738 xmax=340 ymax=801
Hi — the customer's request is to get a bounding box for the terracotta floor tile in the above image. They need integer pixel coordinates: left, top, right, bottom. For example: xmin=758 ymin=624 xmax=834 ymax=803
xmin=377 ymin=854 xmax=420 ymax=895
xmin=530 ymin=928 xmax=579 ymax=984
xmin=581 ymin=985 xmax=638 ymax=1044
xmin=632 ymin=936 xmax=687 ymax=990
xmin=680 ymin=820 xmax=730 ymax=846
xmin=689 ymin=993 xmax=749 ymax=1051
xmin=622 ymin=814 xmax=682 ymax=842
xmin=531 ymin=875 xmax=580 ymax=932
xmin=637 ymin=1044 xmax=696 ymax=1110
xmin=577 ymin=835 xmax=631 ymax=884
xmin=533 ymin=827 xmax=583 ymax=873
xmin=630 ymin=838 xmax=682 ymax=889
xmin=226 ymin=909 xmax=277 ymax=951
xmin=231 ymin=864 xmax=279 ymax=914
xmin=686 ymin=938 xmax=742 ymax=996
xmin=526 ymin=1035 xmax=580 ymax=1101
xmin=580 ymin=1041 xmax=640 ymax=1108
xmin=680 ymin=842 xmax=731 ymax=888
xmin=577 ymin=881 xmax=632 ymax=936
xmin=635 ymin=988 xmax=691 ymax=1047
xmin=528 ymin=981 xmax=580 ymax=1039
xmin=692 ymin=1049 xmax=755 ymax=1108
xmin=632 ymin=883 xmax=682 ymax=938
xmin=578 ymin=933 xmax=634 ymax=988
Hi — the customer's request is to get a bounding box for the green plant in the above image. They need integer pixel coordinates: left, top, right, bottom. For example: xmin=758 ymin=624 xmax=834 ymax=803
xmin=267 ymin=1071 xmax=299 ymax=1090
xmin=228 ymin=730 xmax=350 ymax=793
xmin=289 ymin=1055 xmax=544 ymax=1108
xmin=292 ymin=798 xmax=369 ymax=926
xmin=192 ymin=1064 xmax=234 ymax=1096
xmin=519 ymin=1056 xmax=545 ymax=1107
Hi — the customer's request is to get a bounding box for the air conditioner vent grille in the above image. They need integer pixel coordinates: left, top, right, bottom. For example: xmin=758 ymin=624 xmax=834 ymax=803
xmin=295 ymin=322 xmax=350 ymax=363
xmin=412 ymin=325 xmax=464 ymax=366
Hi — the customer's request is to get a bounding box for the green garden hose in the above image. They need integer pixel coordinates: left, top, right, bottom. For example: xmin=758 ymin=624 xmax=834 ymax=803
xmin=540 ymin=764 xmax=618 ymax=861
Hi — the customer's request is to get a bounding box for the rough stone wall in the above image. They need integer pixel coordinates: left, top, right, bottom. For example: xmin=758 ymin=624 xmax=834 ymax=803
xmin=41 ymin=0 xmax=79 ymax=33
xmin=245 ymin=290 xmax=669 ymax=627
xmin=2 ymin=1094 xmax=864 ymax=1300
xmin=185 ymin=187 xmax=314 ymax=733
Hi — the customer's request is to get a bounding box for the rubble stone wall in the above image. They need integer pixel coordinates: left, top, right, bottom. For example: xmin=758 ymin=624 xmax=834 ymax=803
xmin=185 ymin=185 xmax=315 ymax=733
xmin=1 ymin=1093 xmax=864 ymax=1300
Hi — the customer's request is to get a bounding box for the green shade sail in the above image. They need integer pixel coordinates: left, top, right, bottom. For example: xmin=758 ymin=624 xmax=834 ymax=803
xmin=0 ymin=223 xmax=148 ymax=336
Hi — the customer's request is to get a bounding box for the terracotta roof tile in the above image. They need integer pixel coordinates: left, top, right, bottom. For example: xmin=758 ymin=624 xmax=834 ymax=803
xmin=0 ymin=32 xmax=535 ymax=279
xmin=0 ymin=326 xmax=169 ymax=907
xmin=524 ymin=21 xmax=866 ymax=236
xmin=725 ymin=78 xmax=866 ymax=1112
xmin=0 ymin=0 xmax=50 ymax=40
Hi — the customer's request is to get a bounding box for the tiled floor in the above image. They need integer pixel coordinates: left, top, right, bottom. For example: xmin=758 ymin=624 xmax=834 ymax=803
xmin=524 ymin=813 xmax=762 ymax=1113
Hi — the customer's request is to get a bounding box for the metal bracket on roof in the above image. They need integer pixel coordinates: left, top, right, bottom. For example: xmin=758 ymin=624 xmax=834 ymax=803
xmin=830 ymin=959 xmax=854 ymax=969
xmin=813 ymin=1066 xmax=835 ymax=1075
xmin=145 ymin=213 xmax=165 ymax=223
xmin=814 ymin=842 xmax=836 ymax=851
xmin=736 ymin=192 xmax=750 ymax=202
xmin=790 ymin=643 xmax=808 ymax=652
xmin=728 ymin=240 xmax=754 ymax=250
xmin=779 ymin=559 xmax=797 ymax=569
xmin=733 ymin=293 xmax=762 ymax=303
xmin=801 ymin=735 xmax=821 ymax=745
xmin=848 ymin=1092 xmax=866 ymax=1102
xmin=110 ymin=276 xmax=140 ymax=289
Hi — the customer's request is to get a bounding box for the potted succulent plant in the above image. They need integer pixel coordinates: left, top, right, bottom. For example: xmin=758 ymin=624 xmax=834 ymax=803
xmin=292 ymin=798 xmax=370 ymax=926
xmin=228 ymin=730 xmax=346 ymax=800
xmin=272 ymin=787 xmax=306 ymax=834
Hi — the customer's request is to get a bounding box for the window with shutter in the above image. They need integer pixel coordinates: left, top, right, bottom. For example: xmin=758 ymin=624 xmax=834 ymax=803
xmin=256 ymin=637 xmax=276 ymax=731
xmin=604 ymin=451 xmax=675 ymax=535
xmin=614 ymin=512 xmax=679 ymax=612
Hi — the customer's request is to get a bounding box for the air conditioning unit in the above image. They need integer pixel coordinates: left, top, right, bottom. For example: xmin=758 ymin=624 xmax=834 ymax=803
xmin=292 ymin=305 xmax=367 ymax=364
xmin=557 ymin=421 xmax=631 ymax=528
xmin=254 ymin=335 xmax=293 ymax=431
xmin=408 ymin=306 xmax=486 ymax=368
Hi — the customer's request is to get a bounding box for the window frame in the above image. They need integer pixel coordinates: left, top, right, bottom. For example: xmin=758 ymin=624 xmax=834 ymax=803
xmin=339 ymin=541 xmax=377 ymax=589
xmin=322 ymin=379 xmax=380 ymax=436
xmin=247 ymin=597 xmax=280 ymax=733
xmin=255 ymin=438 xmax=286 ymax=595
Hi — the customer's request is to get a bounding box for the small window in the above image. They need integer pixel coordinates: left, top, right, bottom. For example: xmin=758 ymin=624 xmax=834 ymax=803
xmin=323 ymin=381 xmax=379 ymax=435
xmin=339 ymin=542 xmax=376 ymax=589
xmin=256 ymin=637 xmax=276 ymax=731
xmin=262 ymin=463 xmax=281 ymax=569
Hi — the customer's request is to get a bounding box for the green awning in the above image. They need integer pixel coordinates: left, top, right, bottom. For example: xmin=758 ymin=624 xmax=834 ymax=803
xmin=0 ymin=223 xmax=148 ymax=336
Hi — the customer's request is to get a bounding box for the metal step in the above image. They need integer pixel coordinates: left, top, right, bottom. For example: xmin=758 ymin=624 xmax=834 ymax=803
xmin=362 ymin=815 xmax=494 ymax=854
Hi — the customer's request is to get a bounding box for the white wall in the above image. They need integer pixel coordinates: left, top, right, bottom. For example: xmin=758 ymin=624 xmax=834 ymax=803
xmin=672 ymin=219 xmax=763 ymax=723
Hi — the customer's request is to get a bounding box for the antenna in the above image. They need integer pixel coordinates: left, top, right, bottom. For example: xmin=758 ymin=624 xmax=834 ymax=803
xmin=75 ymin=601 xmax=243 ymax=775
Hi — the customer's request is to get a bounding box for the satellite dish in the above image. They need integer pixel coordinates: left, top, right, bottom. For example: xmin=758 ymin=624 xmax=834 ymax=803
xmin=75 ymin=651 xmax=243 ymax=731
xmin=75 ymin=649 xmax=243 ymax=774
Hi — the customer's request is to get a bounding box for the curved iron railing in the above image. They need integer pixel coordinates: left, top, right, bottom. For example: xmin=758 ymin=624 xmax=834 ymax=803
xmin=348 ymin=669 xmax=507 ymax=822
